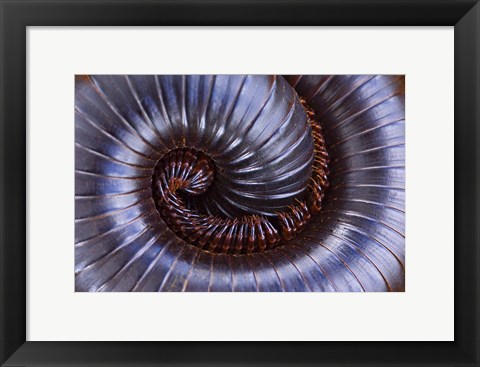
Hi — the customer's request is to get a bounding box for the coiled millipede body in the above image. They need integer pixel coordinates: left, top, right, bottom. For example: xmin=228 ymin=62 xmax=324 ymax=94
xmin=75 ymin=75 xmax=405 ymax=292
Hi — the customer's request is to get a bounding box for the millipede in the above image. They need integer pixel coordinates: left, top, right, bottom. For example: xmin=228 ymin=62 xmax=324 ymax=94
xmin=75 ymin=74 xmax=405 ymax=292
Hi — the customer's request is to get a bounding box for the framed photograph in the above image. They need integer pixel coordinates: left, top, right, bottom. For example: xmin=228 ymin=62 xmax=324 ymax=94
xmin=1 ymin=0 xmax=478 ymax=366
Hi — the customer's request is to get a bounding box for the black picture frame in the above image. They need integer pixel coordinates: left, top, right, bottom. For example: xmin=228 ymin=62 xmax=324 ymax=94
xmin=1 ymin=0 xmax=479 ymax=366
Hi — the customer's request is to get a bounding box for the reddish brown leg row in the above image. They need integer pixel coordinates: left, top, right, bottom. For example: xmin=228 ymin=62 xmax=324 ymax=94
xmin=152 ymin=98 xmax=329 ymax=254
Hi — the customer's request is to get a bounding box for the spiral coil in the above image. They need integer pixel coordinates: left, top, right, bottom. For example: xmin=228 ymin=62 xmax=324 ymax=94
xmin=75 ymin=74 xmax=405 ymax=292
